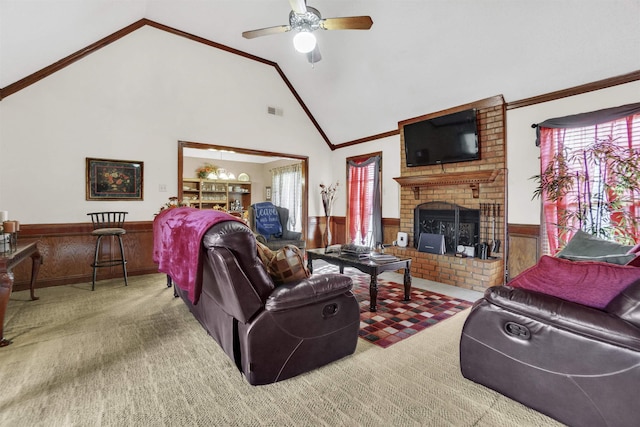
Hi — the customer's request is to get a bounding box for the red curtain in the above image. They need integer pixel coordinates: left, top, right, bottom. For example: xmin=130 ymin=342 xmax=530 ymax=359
xmin=624 ymin=115 xmax=639 ymax=241
xmin=540 ymin=113 xmax=640 ymax=254
xmin=540 ymin=127 xmax=565 ymax=254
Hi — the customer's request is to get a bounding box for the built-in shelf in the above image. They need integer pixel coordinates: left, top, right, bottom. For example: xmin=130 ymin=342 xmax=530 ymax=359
xmin=394 ymin=169 xmax=500 ymax=199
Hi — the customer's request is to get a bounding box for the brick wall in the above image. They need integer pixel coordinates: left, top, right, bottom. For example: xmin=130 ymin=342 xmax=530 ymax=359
xmin=391 ymin=96 xmax=507 ymax=291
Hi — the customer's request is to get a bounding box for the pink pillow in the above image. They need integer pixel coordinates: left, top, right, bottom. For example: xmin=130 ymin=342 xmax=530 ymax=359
xmin=509 ymin=255 xmax=640 ymax=309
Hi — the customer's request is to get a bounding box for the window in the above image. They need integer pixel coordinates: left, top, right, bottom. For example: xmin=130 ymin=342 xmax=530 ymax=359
xmin=271 ymin=163 xmax=303 ymax=232
xmin=537 ymin=105 xmax=640 ymax=253
xmin=346 ymin=154 xmax=382 ymax=247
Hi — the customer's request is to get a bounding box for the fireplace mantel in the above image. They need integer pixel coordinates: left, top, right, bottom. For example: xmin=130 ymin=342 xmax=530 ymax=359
xmin=394 ymin=169 xmax=500 ymax=199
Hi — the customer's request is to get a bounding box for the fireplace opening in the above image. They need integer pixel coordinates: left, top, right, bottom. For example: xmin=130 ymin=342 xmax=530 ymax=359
xmin=414 ymin=202 xmax=480 ymax=254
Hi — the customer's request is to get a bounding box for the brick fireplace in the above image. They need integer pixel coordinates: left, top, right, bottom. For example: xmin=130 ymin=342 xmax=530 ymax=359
xmin=388 ymin=95 xmax=506 ymax=292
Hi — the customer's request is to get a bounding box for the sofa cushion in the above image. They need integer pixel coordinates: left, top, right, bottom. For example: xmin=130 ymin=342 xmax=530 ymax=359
xmin=605 ymin=279 xmax=640 ymax=327
xmin=509 ymin=255 xmax=640 ymax=309
xmin=556 ymin=230 xmax=636 ymax=265
xmin=256 ymin=241 xmax=310 ymax=285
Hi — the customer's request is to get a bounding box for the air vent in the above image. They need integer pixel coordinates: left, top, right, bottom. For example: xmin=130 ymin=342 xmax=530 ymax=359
xmin=267 ymin=106 xmax=284 ymax=116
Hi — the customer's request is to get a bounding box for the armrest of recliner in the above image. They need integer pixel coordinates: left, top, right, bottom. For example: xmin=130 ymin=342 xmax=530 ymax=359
xmin=605 ymin=279 xmax=640 ymax=328
xmin=265 ymin=274 xmax=353 ymax=312
xmin=486 ymin=286 xmax=640 ymax=351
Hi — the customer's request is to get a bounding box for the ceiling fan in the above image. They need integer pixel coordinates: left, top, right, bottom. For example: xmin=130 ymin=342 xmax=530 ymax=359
xmin=242 ymin=0 xmax=373 ymax=63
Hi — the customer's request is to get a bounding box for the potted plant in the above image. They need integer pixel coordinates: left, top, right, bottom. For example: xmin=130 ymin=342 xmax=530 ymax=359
xmin=532 ymin=135 xmax=640 ymax=247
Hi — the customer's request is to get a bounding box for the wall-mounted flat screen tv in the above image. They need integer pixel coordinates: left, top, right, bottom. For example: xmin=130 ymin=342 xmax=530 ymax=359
xmin=404 ymin=109 xmax=479 ymax=167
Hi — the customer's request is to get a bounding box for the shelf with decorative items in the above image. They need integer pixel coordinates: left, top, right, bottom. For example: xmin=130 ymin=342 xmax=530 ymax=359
xmin=180 ymin=178 xmax=251 ymax=212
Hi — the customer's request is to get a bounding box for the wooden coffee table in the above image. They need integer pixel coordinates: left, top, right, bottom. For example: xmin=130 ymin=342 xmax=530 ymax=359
xmin=307 ymin=248 xmax=412 ymax=312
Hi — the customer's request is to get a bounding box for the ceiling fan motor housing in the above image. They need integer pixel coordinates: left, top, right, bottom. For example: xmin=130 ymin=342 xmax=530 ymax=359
xmin=289 ymin=7 xmax=321 ymax=32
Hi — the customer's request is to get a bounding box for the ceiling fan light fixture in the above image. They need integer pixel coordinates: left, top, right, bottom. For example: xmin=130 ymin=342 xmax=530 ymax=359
xmin=293 ymin=31 xmax=316 ymax=53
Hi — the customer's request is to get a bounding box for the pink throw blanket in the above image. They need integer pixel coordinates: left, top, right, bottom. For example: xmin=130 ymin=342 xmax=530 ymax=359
xmin=153 ymin=207 xmax=244 ymax=304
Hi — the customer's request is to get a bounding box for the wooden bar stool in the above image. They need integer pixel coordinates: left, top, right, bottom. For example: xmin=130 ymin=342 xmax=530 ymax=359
xmin=87 ymin=212 xmax=128 ymax=291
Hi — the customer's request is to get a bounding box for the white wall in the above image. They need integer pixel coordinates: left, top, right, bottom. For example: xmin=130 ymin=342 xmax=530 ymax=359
xmin=506 ymin=80 xmax=640 ymax=225
xmin=0 ymin=26 xmax=332 ymax=224
xmin=1 ymin=23 xmax=636 ymax=226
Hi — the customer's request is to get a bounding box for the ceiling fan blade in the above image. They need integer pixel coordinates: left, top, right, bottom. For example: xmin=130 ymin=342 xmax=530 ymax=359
xmin=288 ymin=0 xmax=307 ymax=15
xmin=306 ymin=45 xmax=322 ymax=64
xmin=242 ymin=25 xmax=291 ymax=39
xmin=321 ymin=16 xmax=373 ymax=31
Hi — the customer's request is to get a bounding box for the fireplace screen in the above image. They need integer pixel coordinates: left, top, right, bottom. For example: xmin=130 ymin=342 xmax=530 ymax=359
xmin=414 ymin=202 xmax=479 ymax=254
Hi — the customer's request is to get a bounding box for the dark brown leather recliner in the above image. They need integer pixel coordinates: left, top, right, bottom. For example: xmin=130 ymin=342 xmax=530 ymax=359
xmin=175 ymin=219 xmax=359 ymax=385
xmin=460 ymin=281 xmax=640 ymax=427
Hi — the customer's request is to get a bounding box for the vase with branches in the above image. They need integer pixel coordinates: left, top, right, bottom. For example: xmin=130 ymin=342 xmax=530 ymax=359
xmin=320 ymin=182 xmax=339 ymax=248
xmin=532 ymin=135 xmax=640 ymax=247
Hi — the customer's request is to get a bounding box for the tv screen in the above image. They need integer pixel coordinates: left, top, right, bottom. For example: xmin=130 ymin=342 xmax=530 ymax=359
xmin=404 ymin=109 xmax=479 ymax=167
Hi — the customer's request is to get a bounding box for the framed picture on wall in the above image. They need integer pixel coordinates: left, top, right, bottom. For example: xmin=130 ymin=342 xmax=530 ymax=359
xmin=86 ymin=157 xmax=144 ymax=200
xmin=265 ymin=186 xmax=272 ymax=201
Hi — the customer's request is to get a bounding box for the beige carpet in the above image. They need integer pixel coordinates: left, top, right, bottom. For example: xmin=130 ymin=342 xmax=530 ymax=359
xmin=0 ymin=274 xmax=561 ymax=427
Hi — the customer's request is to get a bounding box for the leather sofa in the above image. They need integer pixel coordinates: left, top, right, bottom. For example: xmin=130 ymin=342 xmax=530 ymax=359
xmin=460 ymin=278 xmax=640 ymax=426
xmin=248 ymin=204 xmax=306 ymax=251
xmin=174 ymin=219 xmax=359 ymax=385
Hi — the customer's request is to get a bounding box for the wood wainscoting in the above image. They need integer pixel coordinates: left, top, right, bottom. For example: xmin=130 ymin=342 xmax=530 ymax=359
xmin=11 ymin=221 xmax=158 ymax=292
xmin=13 ymin=217 xmax=533 ymax=292
xmin=306 ymin=216 xmax=400 ymax=249
xmin=506 ymin=223 xmax=540 ymax=281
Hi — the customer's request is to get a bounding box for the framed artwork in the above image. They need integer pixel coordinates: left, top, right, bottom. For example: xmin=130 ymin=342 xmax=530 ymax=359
xmin=86 ymin=158 xmax=144 ymax=200
xmin=265 ymin=186 xmax=272 ymax=201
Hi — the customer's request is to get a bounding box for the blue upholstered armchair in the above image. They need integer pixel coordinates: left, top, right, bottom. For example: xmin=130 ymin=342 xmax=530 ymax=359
xmin=248 ymin=203 xmax=305 ymax=251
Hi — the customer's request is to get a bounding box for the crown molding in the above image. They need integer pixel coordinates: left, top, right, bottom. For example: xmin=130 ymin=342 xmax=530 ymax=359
xmin=506 ymin=70 xmax=640 ymax=110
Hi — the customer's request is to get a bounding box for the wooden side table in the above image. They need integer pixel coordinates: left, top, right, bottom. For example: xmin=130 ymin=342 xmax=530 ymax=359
xmin=0 ymin=242 xmax=42 ymax=347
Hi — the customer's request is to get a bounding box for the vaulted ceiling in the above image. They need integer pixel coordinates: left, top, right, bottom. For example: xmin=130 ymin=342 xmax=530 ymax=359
xmin=2 ymin=0 xmax=639 ymax=145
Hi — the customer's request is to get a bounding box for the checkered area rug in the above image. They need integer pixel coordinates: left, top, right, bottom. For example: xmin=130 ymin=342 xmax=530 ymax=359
xmin=349 ymin=274 xmax=474 ymax=348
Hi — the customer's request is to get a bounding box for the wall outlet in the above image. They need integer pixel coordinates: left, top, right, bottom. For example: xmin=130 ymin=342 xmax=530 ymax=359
xmin=159 ymin=184 xmax=167 ymax=192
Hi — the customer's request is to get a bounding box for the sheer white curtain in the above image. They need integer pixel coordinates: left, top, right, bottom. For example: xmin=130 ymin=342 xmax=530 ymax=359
xmin=271 ymin=163 xmax=303 ymax=232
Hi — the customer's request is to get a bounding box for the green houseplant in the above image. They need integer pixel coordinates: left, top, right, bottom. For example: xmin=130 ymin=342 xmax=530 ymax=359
xmin=532 ymin=135 xmax=640 ymax=246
